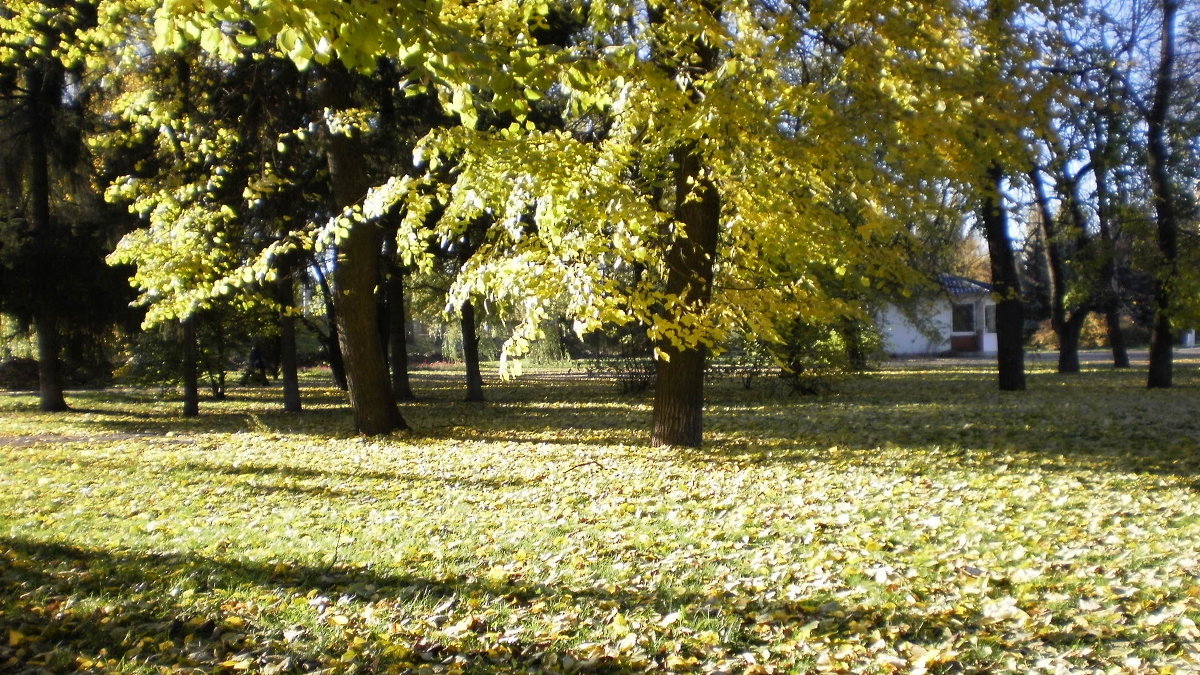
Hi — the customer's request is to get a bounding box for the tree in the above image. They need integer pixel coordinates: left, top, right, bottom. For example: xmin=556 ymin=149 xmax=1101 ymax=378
xmin=133 ymin=1 xmax=527 ymax=432
xmin=0 ymin=1 xmax=108 ymax=411
xmin=1144 ymin=0 xmax=1182 ymax=388
xmin=315 ymin=63 xmax=406 ymax=431
xmin=396 ymin=0 xmax=1019 ymax=446
xmin=980 ymin=166 xmax=1027 ymax=391
xmin=115 ymin=1 xmax=1034 ymax=443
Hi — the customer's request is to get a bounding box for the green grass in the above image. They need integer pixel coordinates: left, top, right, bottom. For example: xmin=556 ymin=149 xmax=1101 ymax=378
xmin=2 ymin=359 xmax=1200 ymax=673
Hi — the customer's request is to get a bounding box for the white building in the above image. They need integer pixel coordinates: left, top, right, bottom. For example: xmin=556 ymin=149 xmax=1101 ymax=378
xmin=877 ymin=275 xmax=998 ymax=356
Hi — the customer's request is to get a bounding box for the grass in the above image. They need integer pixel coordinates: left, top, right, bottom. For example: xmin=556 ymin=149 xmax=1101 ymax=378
xmin=2 ymin=357 xmax=1200 ymax=673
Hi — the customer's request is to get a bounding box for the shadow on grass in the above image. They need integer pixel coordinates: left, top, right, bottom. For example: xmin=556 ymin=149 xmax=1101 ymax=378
xmin=0 ymin=534 xmax=1153 ymax=673
xmin=0 ymin=535 xmax=686 ymax=673
xmin=7 ymin=365 xmax=1200 ymax=480
xmin=27 ymin=454 xmax=541 ymax=495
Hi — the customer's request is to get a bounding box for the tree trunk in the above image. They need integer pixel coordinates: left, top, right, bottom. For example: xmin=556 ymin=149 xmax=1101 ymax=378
xmin=319 ymin=65 xmax=406 ymax=433
xmin=1090 ymin=140 xmax=1130 ymax=370
xmin=980 ymin=165 xmax=1026 ymax=391
xmin=1145 ymin=0 xmax=1180 ymax=389
xmin=34 ymin=309 xmax=67 ymax=411
xmin=312 ymin=256 xmax=349 ymax=390
xmin=380 ymin=226 xmax=415 ymax=401
xmin=1056 ymin=314 xmax=1087 ymax=375
xmin=182 ymin=317 xmax=199 ymax=417
xmin=653 ymin=346 xmax=707 ymax=446
xmin=208 ymin=316 xmax=227 ymax=400
xmin=388 ymin=264 xmax=416 ymax=401
xmin=651 ymin=147 xmax=720 ymax=447
xmin=461 ymin=299 xmax=486 ymax=402
xmin=25 ymin=65 xmax=68 ymax=412
xmin=1030 ymin=167 xmax=1087 ymax=375
xmin=1104 ymin=307 xmax=1130 ymax=368
xmin=278 ymin=273 xmax=301 ymax=413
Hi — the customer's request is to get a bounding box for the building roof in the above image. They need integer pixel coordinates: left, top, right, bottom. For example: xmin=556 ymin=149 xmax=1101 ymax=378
xmin=938 ymin=273 xmax=993 ymax=297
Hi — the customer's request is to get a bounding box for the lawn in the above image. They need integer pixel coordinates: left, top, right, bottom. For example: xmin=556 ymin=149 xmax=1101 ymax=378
xmin=2 ymin=358 xmax=1199 ymax=674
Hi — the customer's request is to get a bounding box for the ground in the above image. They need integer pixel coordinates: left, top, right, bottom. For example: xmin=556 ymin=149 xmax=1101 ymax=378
xmin=1 ymin=355 xmax=1199 ymax=673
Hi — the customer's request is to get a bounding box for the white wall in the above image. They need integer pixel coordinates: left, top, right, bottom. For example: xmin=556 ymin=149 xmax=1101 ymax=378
xmin=877 ymin=301 xmax=951 ymax=356
xmin=981 ymin=331 xmax=998 ymax=353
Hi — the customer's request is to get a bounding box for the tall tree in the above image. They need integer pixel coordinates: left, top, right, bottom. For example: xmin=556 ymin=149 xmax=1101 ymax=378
xmin=0 ymin=1 xmax=107 ymax=411
xmin=981 ymin=166 xmax=1027 ymax=391
xmin=401 ymin=1 xmax=1017 ymax=446
xmin=1144 ymin=0 xmax=1181 ymax=389
xmin=316 ymin=64 xmax=406 ymax=432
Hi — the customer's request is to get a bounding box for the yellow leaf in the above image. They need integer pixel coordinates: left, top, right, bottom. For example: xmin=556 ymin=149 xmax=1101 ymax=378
xmin=484 ymin=565 xmax=510 ymax=584
xmin=8 ymin=629 xmax=26 ymax=647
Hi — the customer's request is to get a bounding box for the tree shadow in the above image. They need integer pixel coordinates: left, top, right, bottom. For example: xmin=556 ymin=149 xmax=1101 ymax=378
xmin=0 ymin=536 xmax=683 ymax=673
xmin=693 ymin=367 xmax=1200 ymax=478
xmin=26 ymin=454 xmax=541 ymax=494
xmin=0 ymin=535 xmax=1155 ymax=673
xmin=9 ymin=364 xmax=1200 ymax=481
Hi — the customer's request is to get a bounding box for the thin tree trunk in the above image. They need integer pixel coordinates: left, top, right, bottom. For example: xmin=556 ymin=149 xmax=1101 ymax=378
xmin=652 ymin=146 xmax=720 ymax=447
xmin=1090 ymin=140 xmax=1130 ymax=369
xmin=278 ymin=271 xmax=301 ymax=413
xmin=461 ymin=299 xmax=486 ymax=402
xmin=388 ymin=264 xmax=416 ymax=401
xmin=209 ymin=316 xmax=227 ymax=400
xmin=319 ymin=65 xmax=406 ymax=432
xmin=1030 ymin=167 xmax=1089 ymax=374
xmin=182 ymin=317 xmax=199 ymax=417
xmin=25 ymin=65 xmax=68 ymax=412
xmin=1105 ymin=307 xmax=1130 ymax=368
xmin=380 ymin=225 xmax=415 ymax=401
xmin=981 ymin=165 xmax=1025 ymax=391
xmin=1145 ymin=0 xmax=1180 ymax=389
xmin=312 ymin=256 xmax=348 ymax=390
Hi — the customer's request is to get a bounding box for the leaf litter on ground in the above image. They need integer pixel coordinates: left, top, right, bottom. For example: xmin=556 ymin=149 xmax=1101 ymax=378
xmin=1 ymin=359 xmax=1199 ymax=673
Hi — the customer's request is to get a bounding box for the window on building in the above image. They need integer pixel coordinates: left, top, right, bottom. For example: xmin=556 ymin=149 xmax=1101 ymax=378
xmin=952 ymin=303 xmax=975 ymax=332
xmin=984 ymin=305 xmax=996 ymax=333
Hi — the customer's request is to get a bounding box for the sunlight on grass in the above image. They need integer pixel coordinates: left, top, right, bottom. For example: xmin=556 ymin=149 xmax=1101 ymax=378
xmin=2 ymin=361 xmax=1200 ymax=673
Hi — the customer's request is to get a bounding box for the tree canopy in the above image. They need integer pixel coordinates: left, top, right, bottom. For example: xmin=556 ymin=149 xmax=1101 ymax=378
xmin=2 ymin=0 xmax=1196 ymax=443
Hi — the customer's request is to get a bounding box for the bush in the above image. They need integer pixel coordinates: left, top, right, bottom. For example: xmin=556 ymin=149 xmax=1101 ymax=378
xmin=765 ymin=316 xmax=879 ymax=395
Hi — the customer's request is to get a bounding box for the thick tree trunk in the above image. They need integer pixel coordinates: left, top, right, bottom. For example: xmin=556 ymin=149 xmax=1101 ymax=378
xmin=652 ymin=346 xmax=707 ymax=446
xmin=34 ymin=309 xmax=67 ymax=411
xmin=25 ymin=65 xmax=68 ymax=412
xmin=1055 ymin=314 xmax=1087 ymax=375
xmin=182 ymin=317 xmax=200 ymax=417
xmin=1145 ymin=0 xmax=1179 ymax=389
xmin=319 ymin=65 xmax=406 ymax=433
xmin=652 ymin=147 xmax=720 ymax=447
xmin=980 ymin=165 xmax=1025 ymax=391
xmin=461 ymin=299 xmax=486 ymax=402
xmin=278 ymin=274 xmax=301 ymax=413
